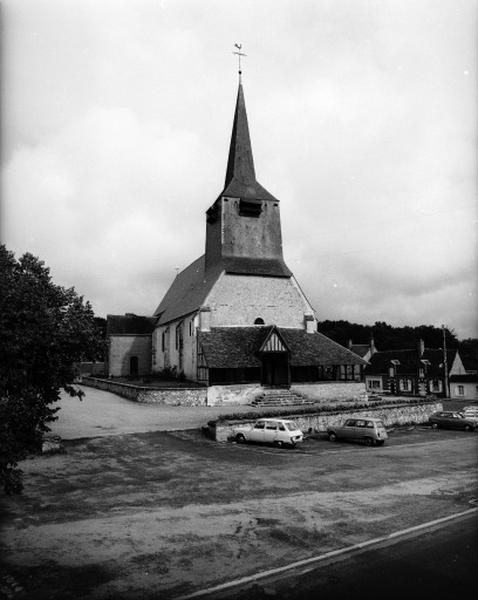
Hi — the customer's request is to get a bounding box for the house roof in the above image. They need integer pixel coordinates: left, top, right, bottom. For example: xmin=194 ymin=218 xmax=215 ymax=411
xmin=106 ymin=314 xmax=156 ymax=335
xmin=219 ymin=82 xmax=277 ymax=203
xmin=449 ymin=374 xmax=478 ymax=383
xmin=365 ymin=348 xmax=457 ymax=376
xmin=198 ymin=327 xmax=368 ymax=369
xmin=349 ymin=344 xmax=370 ymax=358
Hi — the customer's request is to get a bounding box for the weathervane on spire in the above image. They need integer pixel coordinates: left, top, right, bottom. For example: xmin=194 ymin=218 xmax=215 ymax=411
xmin=233 ymin=43 xmax=247 ymax=80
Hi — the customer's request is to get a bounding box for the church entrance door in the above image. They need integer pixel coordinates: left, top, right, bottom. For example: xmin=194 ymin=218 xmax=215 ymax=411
xmin=261 ymin=354 xmax=290 ymax=388
xmin=129 ymin=356 xmax=139 ymax=377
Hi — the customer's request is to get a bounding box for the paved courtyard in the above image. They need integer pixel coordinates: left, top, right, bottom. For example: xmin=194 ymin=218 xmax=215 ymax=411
xmin=50 ymin=385 xmax=257 ymax=439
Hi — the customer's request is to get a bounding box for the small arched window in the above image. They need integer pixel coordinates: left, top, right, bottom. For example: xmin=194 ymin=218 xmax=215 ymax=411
xmin=254 ymin=318 xmax=265 ymax=325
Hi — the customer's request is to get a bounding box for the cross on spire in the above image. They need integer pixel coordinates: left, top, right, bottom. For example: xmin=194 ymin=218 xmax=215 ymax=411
xmin=233 ymin=43 xmax=247 ymax=80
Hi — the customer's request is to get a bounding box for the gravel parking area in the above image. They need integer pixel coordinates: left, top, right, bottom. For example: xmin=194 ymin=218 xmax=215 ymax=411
xmin=1 ymin=425 xmax=477 ymax=599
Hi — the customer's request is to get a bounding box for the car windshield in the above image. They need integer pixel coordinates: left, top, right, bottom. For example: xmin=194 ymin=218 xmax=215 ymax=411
xmin=284 ymin=421 xmax=298 ymax=431
xmin=375 ymin=421 xmax=385 ymax=428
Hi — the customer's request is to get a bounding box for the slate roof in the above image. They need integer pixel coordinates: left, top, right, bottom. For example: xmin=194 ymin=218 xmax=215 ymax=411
xmin=198 ymin=327 xmax=368 ymax=369
xmin=365 ymin=348 xmax=457 ymax=376
xmin=153 ymin=255 xmax=222 ymax=324
xmin=349 ymin=344 xmax=370 ymax=358
xmin=449 ymin=374 xmax=478 ymax=383
xmin=222 ymin=256 xmax=291 ymax=277
xmin=106 ymin=314 xmax=156 ymax=335
xmin=219 ymin=82 xmax=277 ymax=203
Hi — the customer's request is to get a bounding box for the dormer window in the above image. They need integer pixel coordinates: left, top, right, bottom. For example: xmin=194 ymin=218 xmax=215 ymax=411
xmin=254 ymin=318 xmax=265 ymax=325
xmin=239 ymin=199 xmax=262 ymax=217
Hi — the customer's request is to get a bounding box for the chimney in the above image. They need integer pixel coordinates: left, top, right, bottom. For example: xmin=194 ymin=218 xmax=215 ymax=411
xmin=348 ymin=339 xmax=353 ymax=349
xmin=304 ymin=313 xmax=316 ymax=334
xmin=370 ymin=335 xmax=376 ymax=356
xmin=418 ymin=339 xmax=425 ymax=357
xmin=199 ymin=306 xmax=211 ymax=332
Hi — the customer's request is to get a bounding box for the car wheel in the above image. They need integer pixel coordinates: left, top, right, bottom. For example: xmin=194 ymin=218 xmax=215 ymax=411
xmin=376 ymin=440 xmax=385 ymax=446
xmin=289 ymin=442 xmax=296 ymax=449
xmin=364 ymin=437 xmax=375 ymax=446
xmin=328 ymin=432 xmax=338 ymax=442
xmin=274 ymin=440 xmax=284 ymax=448
xmin=431 ymin=423 xmax=438 ymax=429
xmin=236 ymin=433 xmax=246 ymax=444
xmin=464 ymin=424 xmax=472 ymax=432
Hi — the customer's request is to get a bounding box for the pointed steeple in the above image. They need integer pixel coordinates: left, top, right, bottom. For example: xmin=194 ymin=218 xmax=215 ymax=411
xmin=221 ymin=82 xmax=277 ymax=203
xmin=205 ymin=74 xmax=290 ymax=278
xmin=224 ymin=83 xmax=256 ymax=186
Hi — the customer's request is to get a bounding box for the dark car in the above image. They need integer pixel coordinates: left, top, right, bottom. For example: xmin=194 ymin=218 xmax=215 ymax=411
xmin=327 ymin=417 xmax=388 ymax=446
xmin=429 ymin=411 xmax=477 ymax=431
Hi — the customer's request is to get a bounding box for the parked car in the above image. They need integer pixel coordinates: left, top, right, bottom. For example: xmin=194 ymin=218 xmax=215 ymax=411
xmin=462 ymin=406 xmax=478 ymax=424
xmin=428 ymin=411 xmax=477 ymax=431
xmin=327 ymin=417 xmax=388 ymax=446
xmin=234 ymin=418 xmax=304 ymax=448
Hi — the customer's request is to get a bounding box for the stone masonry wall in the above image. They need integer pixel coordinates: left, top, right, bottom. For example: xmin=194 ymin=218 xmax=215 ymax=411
xmin=108 ymin=335 xmax=152 ymax=377
xmin=207 ymin=384 xmax=263 ymax=406
xmin=213 ymin=401 xmax=443 ymax=442
xmin=205 ymin=381 xmax=367 ymax=406
xmin=207 ymin=274 xmax=313 ymax=328
xmin=82 ymin=377 xmax=207 ymax=406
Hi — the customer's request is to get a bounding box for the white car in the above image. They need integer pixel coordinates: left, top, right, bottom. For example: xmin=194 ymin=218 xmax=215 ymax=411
xmin=234 ymin=418 xmax=304 ymax=448
xmin=462 ymin=406 xmax=478 ymax=424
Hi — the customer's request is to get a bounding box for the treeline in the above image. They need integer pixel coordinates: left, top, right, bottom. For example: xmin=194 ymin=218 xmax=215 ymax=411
xmin=317 ymin=320 xmax=478 ymax=370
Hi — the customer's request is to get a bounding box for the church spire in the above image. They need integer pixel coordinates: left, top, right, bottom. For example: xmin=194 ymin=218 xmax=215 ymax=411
xmin=224 ymin=82 xmax=256 ymax=187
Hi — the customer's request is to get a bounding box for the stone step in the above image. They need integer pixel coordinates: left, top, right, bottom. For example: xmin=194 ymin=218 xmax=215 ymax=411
xmin=250 ymin=392 xmax=315 ymax=407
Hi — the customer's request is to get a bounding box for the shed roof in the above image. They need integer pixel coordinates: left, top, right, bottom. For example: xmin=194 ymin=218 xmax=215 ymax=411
xmin=106 ymin=314 xmax=156 ymax=335
xmin=198 ymin=327 xmax=368 ymax=369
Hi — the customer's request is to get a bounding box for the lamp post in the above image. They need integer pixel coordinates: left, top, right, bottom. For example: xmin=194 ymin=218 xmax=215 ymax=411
xmin=442 ymin=324 xmax=449 ymax=398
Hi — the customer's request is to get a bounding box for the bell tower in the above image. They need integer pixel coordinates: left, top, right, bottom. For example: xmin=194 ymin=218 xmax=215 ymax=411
xmin=205 ymin=78 xmax=291 ymax=278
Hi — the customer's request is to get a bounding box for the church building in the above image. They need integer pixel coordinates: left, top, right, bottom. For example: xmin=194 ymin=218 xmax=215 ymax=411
xmin=107 ymin=74 xmax=366 ymax=403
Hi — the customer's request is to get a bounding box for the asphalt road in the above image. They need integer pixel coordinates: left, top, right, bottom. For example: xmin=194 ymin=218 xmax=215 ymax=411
xmin=225 ymin=512 xmax=478 ymax=600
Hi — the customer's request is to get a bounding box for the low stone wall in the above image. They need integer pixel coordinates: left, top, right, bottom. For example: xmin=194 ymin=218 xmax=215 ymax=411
xmin=207 ymin=384 xmax=263 ymax=406
xmin=212 ymin=401 xmax=443 ymax=442
xmin=81 ymin=377 xmax=207 ymax=406
xmin=206 ymin=381 xmax=367 ymax=406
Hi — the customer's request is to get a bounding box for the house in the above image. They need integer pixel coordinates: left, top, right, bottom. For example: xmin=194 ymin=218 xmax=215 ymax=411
xmin=364 ymin=340 xmax=466 ymax=397
xmin=449 ymin=374 xmax=478 ymax=400
xmin=106 ymin=74 xmax=367 ymax=401
xmin=348 ymin=337 xmax=377 ymax=363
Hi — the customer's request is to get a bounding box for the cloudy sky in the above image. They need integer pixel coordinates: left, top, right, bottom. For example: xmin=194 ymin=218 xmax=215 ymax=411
xmin=2 ymin=0 xmax=477 ymax=339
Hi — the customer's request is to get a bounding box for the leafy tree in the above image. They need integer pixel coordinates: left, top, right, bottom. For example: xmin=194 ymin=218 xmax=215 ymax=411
xmin=0 ymin=245 xmax=101 ymax=493
xmin=317 ymin=320 xmax=459 ymax=351
xmin=458 ymin=338 xmax=478 ymax=371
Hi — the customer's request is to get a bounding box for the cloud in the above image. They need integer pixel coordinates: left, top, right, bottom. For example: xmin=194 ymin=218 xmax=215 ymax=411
xmin=3 ymin=105 xmax=212 ymax=315
xmin=1 ymin=0 xmax=477 ymax=339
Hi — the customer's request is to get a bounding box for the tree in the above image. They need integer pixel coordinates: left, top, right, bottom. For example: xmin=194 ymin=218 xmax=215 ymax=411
xmin=458 ymin=338 xmax=478 ymax=371
xmin=0 ymin=246 xmax=101 ymax=493
xmin=317 ymin=320 xmax=459 ymax=350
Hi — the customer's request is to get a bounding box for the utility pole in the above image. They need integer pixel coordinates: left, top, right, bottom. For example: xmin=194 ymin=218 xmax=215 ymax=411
xmin=442 ymin=324 xmax=449 ymax=399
